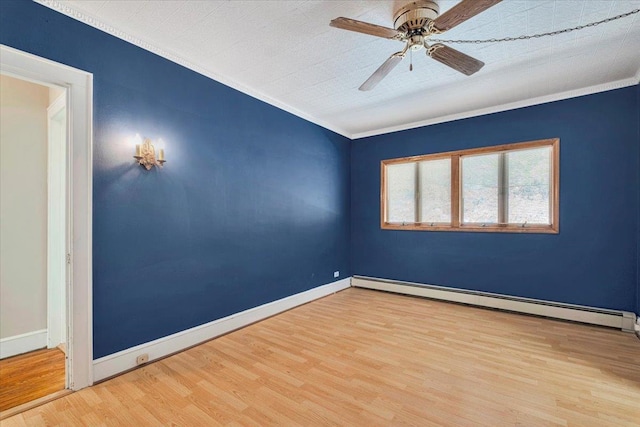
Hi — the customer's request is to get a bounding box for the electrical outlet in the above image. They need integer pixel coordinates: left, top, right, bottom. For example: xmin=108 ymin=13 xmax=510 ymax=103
xmin=136 ymin=353 xmax=149 ymax=365
xmin=334 ymin=271 xmax=339 ymax=278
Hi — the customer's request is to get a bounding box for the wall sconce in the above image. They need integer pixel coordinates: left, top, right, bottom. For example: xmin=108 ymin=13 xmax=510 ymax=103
xmin=134 ymin=137 xmax=166 ymax=170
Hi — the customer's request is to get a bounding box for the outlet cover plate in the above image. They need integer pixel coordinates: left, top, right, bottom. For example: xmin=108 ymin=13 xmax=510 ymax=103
xmin=136 ymin=354 xmax=149 ymax=365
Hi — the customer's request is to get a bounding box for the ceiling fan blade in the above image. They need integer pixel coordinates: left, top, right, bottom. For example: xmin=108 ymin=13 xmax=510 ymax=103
xmin=427 ymin=44 xmax=484 ymax=76
xmin=359 ymin=53 xmax=404 ymax=91
xmin=432 ymin=0 xmax=502 ymax=32
xmin=330 ymin=17 xmax=402 ymax=40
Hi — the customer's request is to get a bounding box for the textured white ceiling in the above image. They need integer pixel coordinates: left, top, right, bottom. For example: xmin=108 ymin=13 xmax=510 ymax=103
xmin=37 ymin=0 xmax=640 ymax=138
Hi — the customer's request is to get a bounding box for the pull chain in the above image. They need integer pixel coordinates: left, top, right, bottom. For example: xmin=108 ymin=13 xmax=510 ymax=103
xmin=430 ymin=8 xmax=639 ymax=44
xmin=409 ymin=48 xmax=413 ymax=71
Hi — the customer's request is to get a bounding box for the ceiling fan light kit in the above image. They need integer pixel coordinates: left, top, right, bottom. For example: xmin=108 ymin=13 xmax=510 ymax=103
xmin=330 ymin=0 xmax=502 ymax=90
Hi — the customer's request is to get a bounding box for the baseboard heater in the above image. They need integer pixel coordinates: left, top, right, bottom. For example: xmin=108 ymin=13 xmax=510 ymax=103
xmin=352 ymin=276 xmax=637 ymax=332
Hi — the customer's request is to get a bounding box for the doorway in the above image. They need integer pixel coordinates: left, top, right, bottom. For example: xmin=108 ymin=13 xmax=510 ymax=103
xmin=0 ymin=74 xmax=68 ymax=412
xmin=0 ymin=44 xmax=93 ymax=417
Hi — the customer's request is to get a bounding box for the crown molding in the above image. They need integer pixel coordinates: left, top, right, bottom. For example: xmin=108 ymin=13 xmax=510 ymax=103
xmin=351 ymin=77 xmax=639 ymax=139
xmin=33 ymin=0 xmax=352 ymax=139
xmin=33 ymin=0 xmax=640 ymax=142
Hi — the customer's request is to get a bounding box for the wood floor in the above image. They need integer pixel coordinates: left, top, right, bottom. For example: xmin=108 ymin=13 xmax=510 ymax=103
xmin=0 ymin=348 xmax=66 ymax=412
xmin=4 ymin=288 xmax=640 ymax=426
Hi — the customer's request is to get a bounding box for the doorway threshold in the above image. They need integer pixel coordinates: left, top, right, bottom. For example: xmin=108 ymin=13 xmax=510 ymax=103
xmin=0 ymin=389 xmax=73 ymax=420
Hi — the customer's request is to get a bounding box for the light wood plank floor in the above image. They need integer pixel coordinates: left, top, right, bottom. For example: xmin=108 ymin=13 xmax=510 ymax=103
xmin=4 ymin=288 xmax=640 ymax=426
xmin=0 ymin=348 xmax=65 ymax=412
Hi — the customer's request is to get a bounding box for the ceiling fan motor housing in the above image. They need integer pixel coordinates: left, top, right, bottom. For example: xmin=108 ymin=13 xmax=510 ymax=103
xmin=393 ymin=1 xmax=440 ymax=33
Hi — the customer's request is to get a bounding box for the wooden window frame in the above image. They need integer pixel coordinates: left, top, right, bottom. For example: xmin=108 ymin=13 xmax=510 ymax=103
xmin=381 ymin=138 xmax=559 ymax=233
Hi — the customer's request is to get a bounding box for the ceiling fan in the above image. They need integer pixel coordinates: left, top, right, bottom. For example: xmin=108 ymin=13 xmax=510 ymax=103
xmin=330 ymin=0 xmax=502 ymax=91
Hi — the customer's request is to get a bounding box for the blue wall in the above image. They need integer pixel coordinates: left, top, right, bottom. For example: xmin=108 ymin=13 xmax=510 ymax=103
xmin=352 ymin=86 xmax=639 ymax=313
xmin=1 ymin=0 xmax=637 ymax=362
xmin=1 ymin=0 xmax=351 ymax=358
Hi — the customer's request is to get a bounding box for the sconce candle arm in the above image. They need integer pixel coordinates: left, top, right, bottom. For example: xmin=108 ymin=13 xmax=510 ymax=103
xmin=134 ymin=138 xmax=166 ymax=170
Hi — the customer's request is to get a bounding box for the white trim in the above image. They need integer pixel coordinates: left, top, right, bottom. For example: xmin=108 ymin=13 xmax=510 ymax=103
xmin=0 ymin=330 xmax=48 ymax=359
xmin=352 ymin=276 xmax=636 ymax=332
xmin=634 ymin=66 xmax=640 ymax=83
xmin=1 ymin=44 xmax=94 ymax=390
xmin=48 ymin=92 xmax=65 ymax=114
xmin=93 ymin=278 xmax=351 ymax=382
xmin=351 ymin=77 xmax=639 ymax=139
xmin=47 ymin=92 xmax=67 ymax=350
xmin=33 ymin=0 xmax=351 ymax=139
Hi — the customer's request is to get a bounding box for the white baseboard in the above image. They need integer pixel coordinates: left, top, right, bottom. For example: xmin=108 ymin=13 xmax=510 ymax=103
xmin=0 ymin=329 xmax=47 ymax=359
xmin=93 ymin=278 xmax=351 ymax=382
xmin=352 ymin=276 xmax=636 ymax=332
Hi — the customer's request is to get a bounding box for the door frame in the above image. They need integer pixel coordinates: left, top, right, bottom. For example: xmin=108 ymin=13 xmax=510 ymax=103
xmin=47 ymin=93 xmax=67 ymax=352
xmin=1 ymin=44 xmax=93 ymax=390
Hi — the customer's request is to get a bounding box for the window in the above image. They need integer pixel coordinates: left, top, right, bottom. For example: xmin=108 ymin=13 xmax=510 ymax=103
xmin=381 ymin=138 xmax=559 ymax=233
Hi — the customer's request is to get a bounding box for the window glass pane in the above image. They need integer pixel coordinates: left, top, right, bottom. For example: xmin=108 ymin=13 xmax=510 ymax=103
xmin=419 ymin=159 xmax=451 ymax=223
xmin=462 ymin=153 xmax=499 ymax=223
xmin=508 ymin=147 xmax=551 ymax=224
xmin=387 ymin=163 xmax=416 ymax=223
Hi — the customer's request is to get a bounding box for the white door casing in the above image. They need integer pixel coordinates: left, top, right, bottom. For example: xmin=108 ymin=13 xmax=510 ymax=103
xmin=1 ymin=44 xmax=93 ymax=390
xmin=47 ymin=92 xmax=67 ymax=351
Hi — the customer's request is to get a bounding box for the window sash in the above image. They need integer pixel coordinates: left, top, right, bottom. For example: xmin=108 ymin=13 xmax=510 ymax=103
xmin=381 ymin=138 xmax=559 ymax=233
xmin=383 ymin=158 xmax=453 ymax=226
xmin=460 ymin=147 xmax=552 ymax=226
xmin=506 ymin=147 xmax=552 ymax=225
xmin=418 ymin=158 xmax=452 ymax=224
